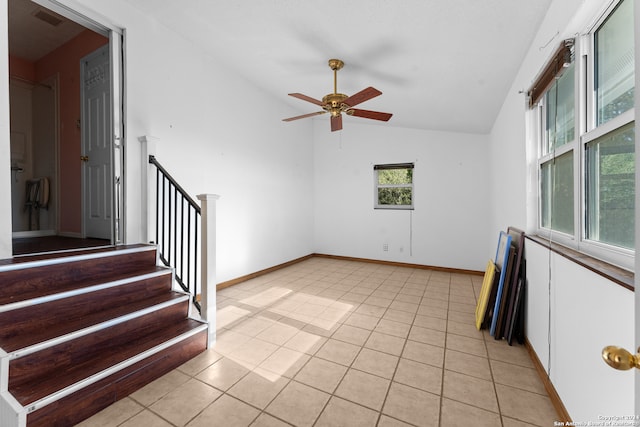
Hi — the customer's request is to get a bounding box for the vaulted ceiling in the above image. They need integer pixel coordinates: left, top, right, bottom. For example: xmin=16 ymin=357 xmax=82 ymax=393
xmin=9 ymin=0 xmax=554 ymax=134
xmin=119 ymin=0 xmax=553 ymax=134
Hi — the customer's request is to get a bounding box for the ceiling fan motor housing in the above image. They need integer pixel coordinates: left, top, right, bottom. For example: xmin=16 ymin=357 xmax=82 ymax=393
xmin=283 ymin=58 xmax=391 ymax=130
xmin=322 ymin=93 xmax=349 ymax=116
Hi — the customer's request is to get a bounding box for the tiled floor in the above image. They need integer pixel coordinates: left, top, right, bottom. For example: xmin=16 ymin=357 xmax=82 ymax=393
xmin=79 ymin=257 xmax=559 ymax=427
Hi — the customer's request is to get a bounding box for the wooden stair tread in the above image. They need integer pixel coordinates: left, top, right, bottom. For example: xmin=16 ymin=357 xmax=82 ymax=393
xmin=10 ymin=318 xmax=205 ymax=405
xmin=0 ymin=246 xmax=157 ymax=303
xmin=26 ymin=330 xmax=208 ymax=427
xmin=9 ymin=301 xmax=190 ymax=389
xmin=0 ymin=265 xmax=168 ymax=306
xmin=0 ymin=291 xmax=185 ymax=353
xmin=0 ymin=244 xmax=153 ymax=267
xmin=0 ymin=244 xmax=208 ymax=425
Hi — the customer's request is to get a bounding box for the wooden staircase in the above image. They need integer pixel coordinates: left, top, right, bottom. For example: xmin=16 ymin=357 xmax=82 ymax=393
xmin=0 ymin=244 xmax=208 ymax=427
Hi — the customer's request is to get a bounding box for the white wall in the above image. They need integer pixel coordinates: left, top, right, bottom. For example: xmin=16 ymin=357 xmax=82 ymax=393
xmin=526 ymin=240 xmax=635 ymax=421
xmin=3 ymin=0 xmax=492 ymax=280
xmin=0 ymin=3 xmax=12 ymax=259
xmin=117 ymin=4 xmax=315 ymax=282
xmin=313 ymin=120 xmax=490 ymax=272
xmin=0 ymin=0 xmax=315 ymax=282
xmin=489 ymin=0 xmax=639 ymax=421
xmin=488 ymin=0 xmax=600 ymax=247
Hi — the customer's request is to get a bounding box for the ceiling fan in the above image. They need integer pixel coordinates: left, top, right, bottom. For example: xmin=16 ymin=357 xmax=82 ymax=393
xmin=283 ymin=59 xmax=393 ymax=132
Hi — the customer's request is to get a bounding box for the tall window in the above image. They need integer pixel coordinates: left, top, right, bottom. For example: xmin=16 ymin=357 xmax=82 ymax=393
xmin=595 ymin=0 xmax=635 ymax=126
xmin=541 ymin=151 xmax=574 ymax=234
xmin=539 ymin=61 xmax=576 ymax=235
xmin=544 ymin=62 xmax=575 ymax=153
xmin=585 ymin=123 xmax=635 ymax=249
xmin=374 ymin=163 xmax=414 ymax=209
xmin=531 ymin=0 xmax=635 ymax=269
xmin=586 ymin=0 xmax=635 ymax=251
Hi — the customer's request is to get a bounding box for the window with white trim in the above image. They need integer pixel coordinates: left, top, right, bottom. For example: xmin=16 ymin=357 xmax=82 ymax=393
xmin=539 ymin=59 xmax=576 ymax=236
xmin=531 ymin=0 xmax=635 ymax=269
xmin=374 ymin=163 xmax=414 ymax=209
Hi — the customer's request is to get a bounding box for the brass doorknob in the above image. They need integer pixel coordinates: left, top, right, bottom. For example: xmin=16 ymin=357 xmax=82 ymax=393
xmin=602 ymin=346 xmax=640 ymax=370
xmin=80 ymin=156 xmax=89 ymax=162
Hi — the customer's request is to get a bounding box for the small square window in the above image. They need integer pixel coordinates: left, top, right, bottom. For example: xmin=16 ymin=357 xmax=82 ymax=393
xmin=374 ymin=163 xmax=414 ymax=210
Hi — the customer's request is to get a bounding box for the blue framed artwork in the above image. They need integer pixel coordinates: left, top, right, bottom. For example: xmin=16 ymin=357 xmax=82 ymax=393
xmin=490 ymin=231 xmax=512 ymax=336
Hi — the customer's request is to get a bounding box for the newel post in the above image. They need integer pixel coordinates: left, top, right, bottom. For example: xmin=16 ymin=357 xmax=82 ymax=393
xmin=139 ymin=135 xmax=159 ymax=244
xmin=197 ymin=193 xmax=220 ymax=348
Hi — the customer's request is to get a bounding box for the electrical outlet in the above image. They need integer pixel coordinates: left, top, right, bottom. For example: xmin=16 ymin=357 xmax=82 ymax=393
xmin=383 ymin=243 xmax=389 ymax=251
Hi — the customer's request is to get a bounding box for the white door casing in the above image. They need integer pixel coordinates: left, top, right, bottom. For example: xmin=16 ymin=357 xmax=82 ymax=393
xmin=81 ymin=44 xmax=112 ymax=240
xmin=635 ymin=0 xmax=640 ymax=414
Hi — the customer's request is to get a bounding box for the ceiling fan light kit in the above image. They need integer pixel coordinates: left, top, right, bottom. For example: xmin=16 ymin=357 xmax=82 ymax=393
xmin=283 ymin=59 xmax=393 ymax=132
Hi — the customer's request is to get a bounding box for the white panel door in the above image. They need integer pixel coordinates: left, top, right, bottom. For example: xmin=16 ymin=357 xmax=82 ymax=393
xmin=81 ymin=45 xmax=112 ymax=240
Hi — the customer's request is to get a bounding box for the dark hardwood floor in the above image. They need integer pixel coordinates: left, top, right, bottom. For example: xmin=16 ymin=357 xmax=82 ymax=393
xmin=12 ymin=236 xmax=111 ymax=256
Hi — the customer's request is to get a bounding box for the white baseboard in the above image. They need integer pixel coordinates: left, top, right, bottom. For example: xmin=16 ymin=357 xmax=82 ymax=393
xmin=57 ymin=231 xmax=83 ymax=238
xmin=12 ymin=230 xmax=56 ymax=238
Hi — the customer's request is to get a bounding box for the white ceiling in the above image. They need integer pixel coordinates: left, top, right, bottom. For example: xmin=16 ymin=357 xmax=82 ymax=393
xmin=9 ymin=0 xmax=553 ymax=134
xmin=120 ymin=0 xmax=553 ymax=134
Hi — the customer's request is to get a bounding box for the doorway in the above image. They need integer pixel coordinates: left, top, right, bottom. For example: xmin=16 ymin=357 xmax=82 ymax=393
xmin=7 ymin=0 xmax=121 ymax=255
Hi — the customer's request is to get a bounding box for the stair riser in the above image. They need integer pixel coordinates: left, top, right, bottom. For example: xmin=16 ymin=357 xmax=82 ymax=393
xmin=25 ymin=329 xmax=207 ymax=427
xmin=0 ymin=271 xmax=173 ymax=352
xmin=8 ymin=301 xmax=189 ymax=396
xmin=0 ymin=245 xmax=207 ymax=427
xmin=0 ymin=250 xmax=157 ymax=303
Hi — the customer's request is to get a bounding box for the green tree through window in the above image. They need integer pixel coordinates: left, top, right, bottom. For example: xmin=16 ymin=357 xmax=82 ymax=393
xmin=375 ymin=164 xmax=414 ymax=209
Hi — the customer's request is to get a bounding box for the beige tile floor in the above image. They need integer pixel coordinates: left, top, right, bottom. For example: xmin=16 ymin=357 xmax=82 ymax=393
xmin=79 ymin=257 xmax=559 ymax=427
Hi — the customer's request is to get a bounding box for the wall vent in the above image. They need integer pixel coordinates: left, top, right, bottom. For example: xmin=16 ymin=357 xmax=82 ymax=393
xmin=33 ymin=9 xmax=64 ymax=27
